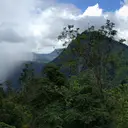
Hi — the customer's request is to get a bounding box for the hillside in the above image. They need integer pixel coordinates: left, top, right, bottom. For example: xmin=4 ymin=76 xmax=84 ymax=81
xmin=53 ymin=31 xmax=128 ymax=86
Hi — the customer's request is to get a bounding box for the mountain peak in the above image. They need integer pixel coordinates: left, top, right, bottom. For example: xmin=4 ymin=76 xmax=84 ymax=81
xmin=33 ymin=48 xmax=64 ymax=63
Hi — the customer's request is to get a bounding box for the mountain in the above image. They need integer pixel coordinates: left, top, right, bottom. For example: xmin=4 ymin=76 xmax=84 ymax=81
xmin=33 ymin=49 xmax=63 ymax=63
xmin=4 ymin=49 xmax=63 ymax=89
xmin=52 ymin=31 xmax=128 ymax=86
xmin=4 ymin=31 xmax=128 ymax=89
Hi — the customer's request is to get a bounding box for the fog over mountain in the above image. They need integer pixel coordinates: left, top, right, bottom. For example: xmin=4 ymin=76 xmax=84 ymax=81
xmin=0 ymin=0 xmax=128 ymax=81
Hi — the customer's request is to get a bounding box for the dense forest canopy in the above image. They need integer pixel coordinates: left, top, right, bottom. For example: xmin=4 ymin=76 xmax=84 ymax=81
xmin=1 ymin=20 xmax=128 ymax=128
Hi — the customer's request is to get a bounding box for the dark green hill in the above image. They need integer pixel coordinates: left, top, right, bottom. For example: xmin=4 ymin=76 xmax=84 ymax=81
xmin=52 ymin=31 xmax=128 ymax=86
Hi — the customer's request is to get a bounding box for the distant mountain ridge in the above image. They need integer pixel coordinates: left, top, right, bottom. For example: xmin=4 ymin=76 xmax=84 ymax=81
xmin=33 ymin=49 xmax=63 ymax=63
xmin=4 ymin=49 xmax=63 ymax=89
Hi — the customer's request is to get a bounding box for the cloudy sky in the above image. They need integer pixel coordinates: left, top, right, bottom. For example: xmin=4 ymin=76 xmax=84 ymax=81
xmin=0 ymin=0 xmax=128 ymax=81
xmin=1 ymin=0 xmax=128 ymax=53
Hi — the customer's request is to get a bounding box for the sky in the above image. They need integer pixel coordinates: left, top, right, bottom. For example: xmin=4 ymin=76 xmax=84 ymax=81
xmin=58 ymin=0 xmax=121 ymax=12
xmin=0 ymin=0 xmax=128 ymax=81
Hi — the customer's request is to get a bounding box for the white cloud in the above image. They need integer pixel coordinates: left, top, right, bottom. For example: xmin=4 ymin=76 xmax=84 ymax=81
xmin=82 ymin=4 xmax=102 ymax=16
xmin=0 ymin=0 xmax=128 ymax=81
xmin=116 ymin=4 xmax=128 ymax=17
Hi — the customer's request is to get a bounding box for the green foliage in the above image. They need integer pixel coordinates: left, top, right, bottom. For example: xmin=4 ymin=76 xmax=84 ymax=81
xmin=0 ymin=122 xmax=15 ymax=128
xmin=19 ymin=63 xmax=35 ymax=93
xmin=43 ymin=63 xmax=66 ymax=87
xmin=0 ymin=99 xmax=32 ymax=128
xmin=31 ymin=71 xmax=116 ymax=128
xmin=105 ymin=84 xmax=128 ymax=128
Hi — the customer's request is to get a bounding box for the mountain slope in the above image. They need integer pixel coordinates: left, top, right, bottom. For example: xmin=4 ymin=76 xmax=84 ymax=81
xmin=33 ymin=49 xmax=63 ymax=63
xmin=52 ymin=31 xmax=128 ymax=85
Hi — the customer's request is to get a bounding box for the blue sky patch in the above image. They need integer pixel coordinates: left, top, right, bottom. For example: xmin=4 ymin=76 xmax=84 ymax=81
xmin=58 ymin=0 xmax=121 ymax=12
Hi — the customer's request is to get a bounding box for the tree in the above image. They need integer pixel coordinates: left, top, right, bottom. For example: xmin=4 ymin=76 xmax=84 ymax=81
xmin=43 ymin=63 xmax=66 ymax=87
xmin=0 ymin=99 xmax=32 ymax=128
xmin=19 ymin=63 xmax=35 ymax=94
xmin=105 ymin=84 xmax=128 ymax=128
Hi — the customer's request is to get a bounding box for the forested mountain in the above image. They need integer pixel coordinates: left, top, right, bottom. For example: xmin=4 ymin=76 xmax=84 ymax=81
xmin=1 ymin=20 xmax=128 ymax=128
xmin=53 ymin=31 xmax=128 ymax=86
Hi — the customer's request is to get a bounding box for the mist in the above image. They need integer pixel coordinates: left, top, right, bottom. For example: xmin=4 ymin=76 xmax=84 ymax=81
xmin=0 ymin=43 xmax=33 ymax=82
